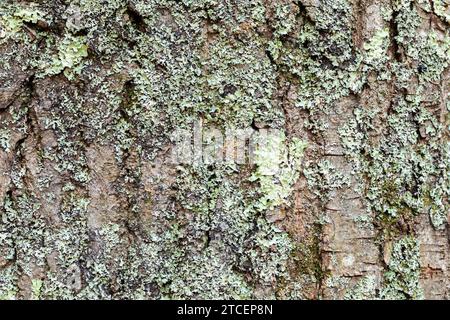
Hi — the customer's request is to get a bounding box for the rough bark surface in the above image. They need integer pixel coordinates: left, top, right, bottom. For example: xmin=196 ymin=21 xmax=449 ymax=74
xmin=0 ymin=0 xmax=449 ymax=299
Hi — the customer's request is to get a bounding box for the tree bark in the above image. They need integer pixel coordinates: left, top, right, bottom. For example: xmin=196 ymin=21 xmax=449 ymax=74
xmin=0 ymin=0 xmax=448 ymax=299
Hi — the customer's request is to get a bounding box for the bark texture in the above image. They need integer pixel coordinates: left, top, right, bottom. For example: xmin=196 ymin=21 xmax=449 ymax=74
xmin=0 ymin=0 xmax=449 ymax=299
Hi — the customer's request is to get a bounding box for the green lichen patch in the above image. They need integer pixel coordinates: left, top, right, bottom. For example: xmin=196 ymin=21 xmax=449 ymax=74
xmin=250 ymin=132 xmax=307 ymax=212
xmin=363 ymin=28 xmax=390 ymax=69
xmin=0 ymin=3 xmax=46 ymax=41
xmin=39 ymin=35 xmax=89 ymax=80
xmin=0 ymin=129 xmax=10 ymax=152
xmin=380 ymin=237 xmax=423 ymax=300
xmin=344 ymin=275 xmax=378 ymax=300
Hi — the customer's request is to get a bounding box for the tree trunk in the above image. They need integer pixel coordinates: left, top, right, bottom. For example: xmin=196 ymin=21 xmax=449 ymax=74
xmin=0 ymin=0 xmax=448 ymax=299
